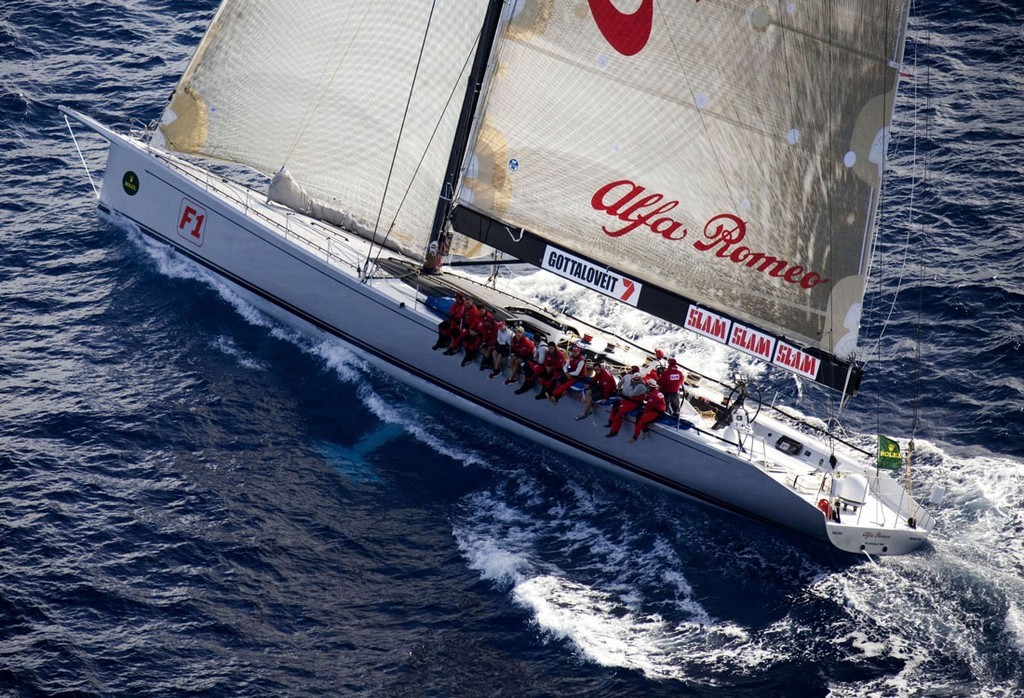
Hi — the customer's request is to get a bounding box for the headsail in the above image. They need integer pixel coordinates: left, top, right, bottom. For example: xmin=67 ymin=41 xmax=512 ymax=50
xmin=154 ymin=0 xmax=490 ymax=257
xmin=451 ymin=0 xmax=910 ymax=393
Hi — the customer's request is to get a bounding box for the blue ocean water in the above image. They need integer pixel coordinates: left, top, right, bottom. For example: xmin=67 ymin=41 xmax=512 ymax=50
xmin=2 ymin=1 xmax=1023 ymax=695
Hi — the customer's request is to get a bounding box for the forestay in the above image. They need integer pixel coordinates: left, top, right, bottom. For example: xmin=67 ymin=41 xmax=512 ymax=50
xmin=453 ymin=0 xmax=910 ymax=390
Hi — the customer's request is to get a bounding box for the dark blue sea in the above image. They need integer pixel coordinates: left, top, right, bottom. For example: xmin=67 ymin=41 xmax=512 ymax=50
xmin=2 ymin=2 xmax=1023 ymax=695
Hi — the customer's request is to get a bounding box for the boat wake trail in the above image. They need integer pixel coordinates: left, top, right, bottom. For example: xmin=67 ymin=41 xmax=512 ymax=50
xmin=807 ymin=444 xmax=1024 ymax=695
xmin=449 ymin=479 xmax=808 ymax=683
xmin=447 ymin=436 xmax=1024 ymax=691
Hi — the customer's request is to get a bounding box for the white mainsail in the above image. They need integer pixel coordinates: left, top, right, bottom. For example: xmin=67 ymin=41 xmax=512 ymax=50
xmin=456 ymin=0 xmax=909 ymax=368
xmin=154 ymin=0 xmax=490 ymax=257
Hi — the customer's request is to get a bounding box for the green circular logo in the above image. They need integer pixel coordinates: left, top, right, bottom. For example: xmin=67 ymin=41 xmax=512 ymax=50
xmin=122 ymin=171 xmax=139 ymax=196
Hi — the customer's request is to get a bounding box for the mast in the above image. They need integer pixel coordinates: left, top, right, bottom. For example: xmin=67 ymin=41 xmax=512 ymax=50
xmin=423 ymin=0 xmax=506 ymax=273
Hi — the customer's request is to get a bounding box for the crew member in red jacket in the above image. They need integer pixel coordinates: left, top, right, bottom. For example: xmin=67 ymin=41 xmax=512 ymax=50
xmin=433 ymin=292 xmax=466 ymax=350
xmin=658 ymin=357 xmax=685 ymax=416
xmin=630 ymin=379 xmax=666 ymax=443
xmin=443 ymin=299 xmax=480 ymax=355
xmin=551 ymin=344 xmax=587 ymax=403
xmin=505 ymin=326 xmax=535 ymax=386
xmin=477 ymin=311 xmax=498 ymax=370
xmin=577 ymin=360 xmax=617 ymax=420
xmin=534 ymin=342 xmax=566 ymax=400
xmin=456 ymin=323 xmax=484 ymax=366
xmin=514 ymin=340 xmax=549 ymax=395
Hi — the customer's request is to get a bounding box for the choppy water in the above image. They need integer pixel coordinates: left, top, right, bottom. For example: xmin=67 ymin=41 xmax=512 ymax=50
xmin=2 ymin=1 xmax=1023 ymax=695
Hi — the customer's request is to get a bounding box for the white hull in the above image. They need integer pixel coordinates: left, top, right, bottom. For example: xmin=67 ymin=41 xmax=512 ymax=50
xmin=64 ymin=108 xmax=934 ymax=556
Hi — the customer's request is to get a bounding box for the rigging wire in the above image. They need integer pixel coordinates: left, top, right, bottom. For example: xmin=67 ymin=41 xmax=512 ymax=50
xmin=825 ymin=0 xmax=836 ymax=457
xmin=904 ymin=25 xmax=930 ymax=518
xmin=861 ymin=9 xmax=917 ymax=359
xmin=871 ymin=0 xmax=895 ymax=445
xmin=911 ymin=13 xmax=931 ymax=444
xmin=362 ymin=0 xmax=441 ymax=277
xmin=64 ymin=114 xmax=99 ymax=199
xmin=282 ymin=2 xmax=373 ymax=167
xmin=872 ymin=0 xmax=921 ymax=445
xmin=367 ymin=28 xmax=482 ymax=270
xmin=864 ymin=2 xmax=925 ymax=522
xmin=905 ymin=12 xmax=931 ymax=509
xmin=875 ymin=24 xmax=920 ymax=347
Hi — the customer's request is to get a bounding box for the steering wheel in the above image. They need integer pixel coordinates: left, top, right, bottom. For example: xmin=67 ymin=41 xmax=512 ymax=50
xmin=723 ymin=380 xmax=763 ymax=425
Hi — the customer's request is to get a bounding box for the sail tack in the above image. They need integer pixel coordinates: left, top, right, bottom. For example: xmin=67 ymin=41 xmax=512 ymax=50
xmin=455 ymin=1 xmax=910 ymax=374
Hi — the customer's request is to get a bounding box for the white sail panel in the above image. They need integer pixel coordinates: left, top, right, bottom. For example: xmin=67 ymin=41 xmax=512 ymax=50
xmin=157 ymin=0 xmax=489 ymax=256
xmin=460 ymin=0 xmax=908 ymax=354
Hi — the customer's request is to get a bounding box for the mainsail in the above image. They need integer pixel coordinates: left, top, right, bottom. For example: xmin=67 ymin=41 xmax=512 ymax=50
xmin=451 ymin=0 xmax=910 ymax=393
xmin=153 ymin=0 xmax=490 ymax=257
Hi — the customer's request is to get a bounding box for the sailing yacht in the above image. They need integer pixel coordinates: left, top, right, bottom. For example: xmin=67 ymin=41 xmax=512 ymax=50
xmin=61 ymin=0 xmax=938 ymax=555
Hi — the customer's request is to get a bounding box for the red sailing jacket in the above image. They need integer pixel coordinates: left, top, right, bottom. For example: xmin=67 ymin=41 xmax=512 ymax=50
xmin=643 ymin=389 xmax=667 ymax=415
xmin=592 ymin=367 xmax=617 ymax=399
xmin=449 ymin=299 xmax=466 ymax=324
xmin=543 ymin=349 xmax=566 ymax=376
xmin=511 ymin=334 xmax=534 ymax=358
xmin=659 ymin=366 xmax=685 ymax=394
xmin=564 ymin=354 xmax=586 ymax=378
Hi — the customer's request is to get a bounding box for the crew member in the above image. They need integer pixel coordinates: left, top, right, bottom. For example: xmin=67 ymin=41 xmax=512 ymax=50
xmin=433 ymin=292 xmax=466 ymax=350
xmin=550 ymin=344 xmax=587 ymax=403
xmin=659 ymin=357 xmax=685 ymax=416
xmin=605 ymin=368 xmax=646 ymax=437
xmin=576 ymin=359 xmax=615 ymax=420
xmin=488 ymin=320 xmax=512 ymax=378
xmin=505 ymin=326 xmax=535 ymax=386
xmin=534 ymin=342 xmax=567 ymax=401
xmin=630 ymin=378 xmax=666 ymax=443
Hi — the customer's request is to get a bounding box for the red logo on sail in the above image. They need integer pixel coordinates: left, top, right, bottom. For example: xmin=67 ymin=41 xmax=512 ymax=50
xmin=729 ymin=323 xmax=775 ymax=362
xmin=685 ymin=306 xmax=730 ymax=343
xmin=588 ymin=0 xmax=653 ymax=56
xmin=619 ymin=278 xmax=637 ymax=302
xmin=591 ymin=179 xmax=829 ymax=291
xmin=774 ymin=341 xmax=821 ymax=379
